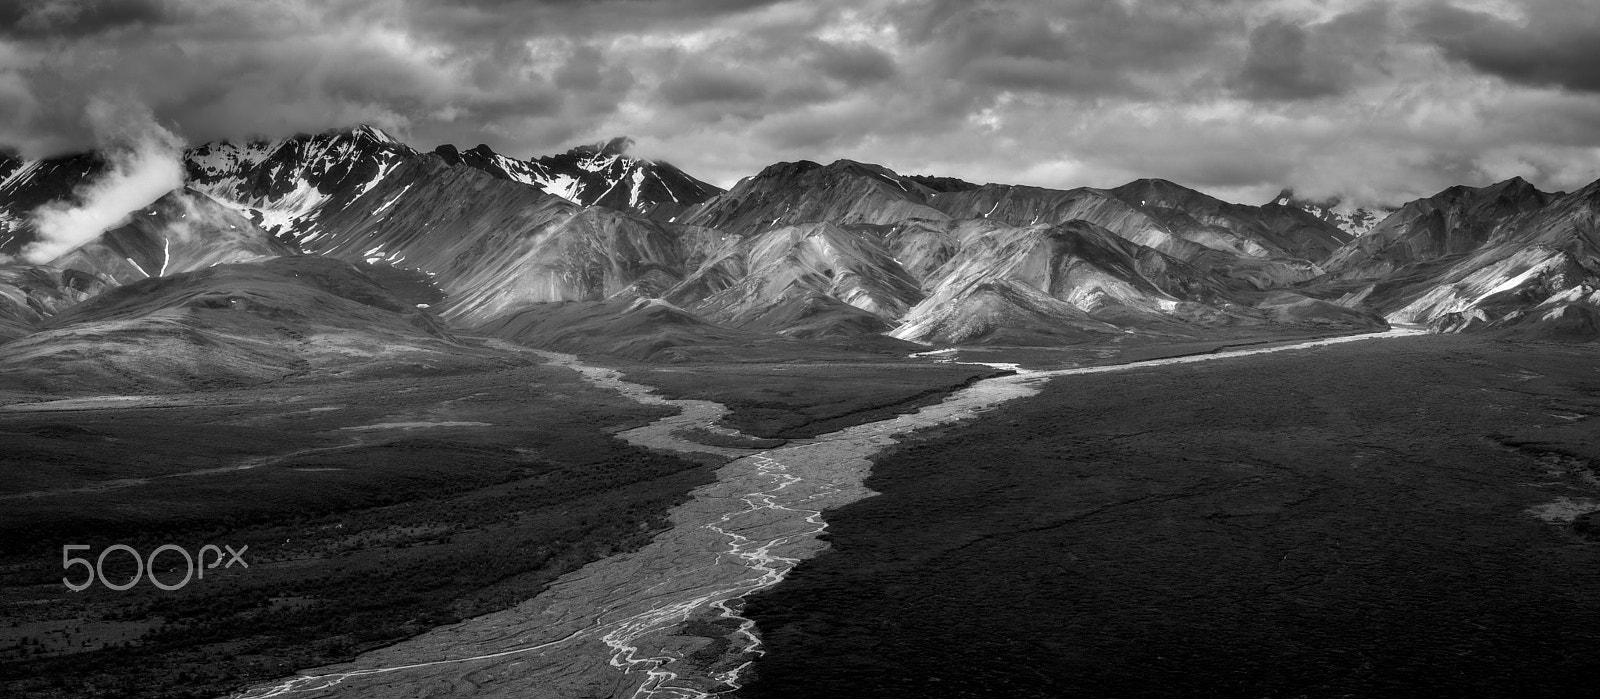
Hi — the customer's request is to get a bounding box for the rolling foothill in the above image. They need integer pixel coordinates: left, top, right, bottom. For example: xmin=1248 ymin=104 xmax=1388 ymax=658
xmin=0 ymin=125 xmax=1595 ymax=699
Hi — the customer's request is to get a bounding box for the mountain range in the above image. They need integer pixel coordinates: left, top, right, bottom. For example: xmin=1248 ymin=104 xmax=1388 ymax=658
xmin=0 ymin=124 xmax=1594 ymax=383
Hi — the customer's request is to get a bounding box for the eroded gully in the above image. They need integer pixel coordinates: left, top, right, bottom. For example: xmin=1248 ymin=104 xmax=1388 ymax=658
xmin=233 ymin=329 xmax=1422 ymax=699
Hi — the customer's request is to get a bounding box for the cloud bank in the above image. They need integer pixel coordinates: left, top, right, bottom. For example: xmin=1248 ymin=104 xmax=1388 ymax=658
xmin=2 ymin=0 xmax=1599 ymax=208
xmin=22 ymin=96 xmax=186 ymax=264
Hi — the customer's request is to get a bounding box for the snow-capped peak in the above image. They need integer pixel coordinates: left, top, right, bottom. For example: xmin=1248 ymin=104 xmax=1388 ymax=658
xmin=432 ymin=136 xmax=720 ymax=214
xmin=345 ymin=124 xmax=398 ymax=144
xmin=1271 ymin=188 xmax=1391 ymax=238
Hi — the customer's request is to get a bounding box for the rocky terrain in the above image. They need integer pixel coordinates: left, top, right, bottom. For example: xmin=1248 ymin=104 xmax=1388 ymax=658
xmin=1269 ymin=189 xmax=1392 ymax=238
xmin=1305 ymin=176 xmax=1600 ymax=338
xmin=433 ymin=136 xmax=721 ymax=218
xmin=2 ymin=124 xmax=1597 ymax=356
xmin=0 ymin=123 xmax=1596 ymax=699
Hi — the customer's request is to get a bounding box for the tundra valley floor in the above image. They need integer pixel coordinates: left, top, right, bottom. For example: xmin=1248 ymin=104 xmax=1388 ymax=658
xmin=0 ymin=350 xmax=990 ymax=699
xmin=738 ymin=334 xmax=1600 ymax=698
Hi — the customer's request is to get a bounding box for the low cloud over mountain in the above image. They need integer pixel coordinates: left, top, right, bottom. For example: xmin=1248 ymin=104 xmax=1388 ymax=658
xmin=3 ymin=1 xmax=1600 ymax=210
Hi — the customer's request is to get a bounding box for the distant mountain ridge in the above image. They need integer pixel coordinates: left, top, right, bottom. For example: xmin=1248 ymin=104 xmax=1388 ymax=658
xmin=433 ymin=136 xmax=722 ymax=217
xmin=0 ymin=151 xmax=105 ymax=253
xmin=1305 ymin=175 xmax=1599 ymax=338
xmin=1270 ymin=189 xmax=1393 ymax=238
xmin=0 ymin=124 xmax=1595 ymax=362
xmin=49 ymin=188 xmax=296 ymax=285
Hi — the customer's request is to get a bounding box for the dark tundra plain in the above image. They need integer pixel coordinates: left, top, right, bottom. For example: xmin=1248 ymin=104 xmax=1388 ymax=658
xmin=737 ymin=334 xmax=1600 ymax=698
xmin=0 ymin=341 xmax=992 ymax=699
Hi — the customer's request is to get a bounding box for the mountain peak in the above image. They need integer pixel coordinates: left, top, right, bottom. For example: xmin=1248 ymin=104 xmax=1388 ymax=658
xmin=739 ymin=159 xmax=913 ymax=189
xmin=1486 ymin=175 xmax=1539 ymax=197
xmin=750 ymin=160 xmax=824 ymax=181
xmin=1114 ymin=178 xmax=1209 ymax=202
xmin=335 ymin=124 xmax=398 ymax=144
xmin=571 ymin=136 xmax=634 ymax=158
xmin=1269 ymin=188 xmax=1339 ymax=209
xmin=1126 ymin=177 xmax=1184 ymax=189
xmin=426 ymin=135 xmax=720 ymax=213
xmin=824 ymin=159 xmax=905 ymax=178
xmin=1265 ymin=188 xmax=1391 ymax=238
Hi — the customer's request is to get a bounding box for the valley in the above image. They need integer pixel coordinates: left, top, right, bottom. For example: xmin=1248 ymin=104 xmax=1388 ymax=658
xmin=0 ymin=120 xmax=1595 ymax=699
xmin=0 ymin=343 xmax=993 ymax=699
xmin=225 ymin=327 xmax=1429 ymax=699
xmin=738 ymin=334 xmax=1600 ymax=698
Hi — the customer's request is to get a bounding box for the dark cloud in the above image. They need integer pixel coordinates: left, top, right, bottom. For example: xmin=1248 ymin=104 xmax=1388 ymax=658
xmin=658 ymin=63 xmax=770 ymax=106
xmin=1416 ymin=0 xmax=1600 ymax=93
xmin=0 ymin=0 xmax=1598 ymax=207
xmin=554 ymin=44 xmax=607 ymax=90
xmin=1235 ymin=5 xmax=1391 ymax=100
xmin=900 ymin=0 xmax=1238 ymax=97
xmin=398 ymin=0 xmax=796 ymax=43
xmin=807 ymin=41 xmax=896 ymax=86
xmin=1238 ymin=20 xmax=1338 ymax=99
xmin=1073 ymin=113 xmax=1300 ymax=189
xmin=755 ymin=103 xmax=883 ymax=151
xmin=0 ymin=0 xmax=173 ymax=39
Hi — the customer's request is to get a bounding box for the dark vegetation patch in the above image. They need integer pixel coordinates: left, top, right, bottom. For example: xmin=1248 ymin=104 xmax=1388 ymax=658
xmin=1576 ymin=512 xmax=1600 ymax=542
xmin=738 ymin=336 xmax=1600 ymax=698
xmin=674 ymin=428 xmax=787 ymax=450
xmin=934 ymin=326 xmax=1381 ymax=370
xmin=622 ymin=362 xmax=1003 ymax=439
xmin=676 ymin=615 xmax=751 ymax=684
xmin=0 ymin=363 xmax=716 ymax=699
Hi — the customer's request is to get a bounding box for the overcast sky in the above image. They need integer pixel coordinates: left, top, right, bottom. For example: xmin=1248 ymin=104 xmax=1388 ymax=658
xmin=3 ymin=0 xmax=1600 ymax=207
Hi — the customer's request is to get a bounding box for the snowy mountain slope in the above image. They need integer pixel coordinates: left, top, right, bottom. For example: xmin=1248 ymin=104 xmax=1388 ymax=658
xmin=1373 ymin=179 xmax=1600 ymax=336
xmin=1268 ymin=190 xmax=1392 ymax=238
xmin=434 ymin=136 xmax=721 ymax=217
xmin=0 ymin=152 xmax=106 ymax=254
xmin=183 ymin=126 xmax=747 ymax=327
xmin=446 ymin=159 xmax=1382 ymax=345
xmin=1 ymin=122 xmax=1592 ymax=347
xmin=185 ymin=125 xmax=421 ymax=240
xmin=47 ymin=188 xmax=296 ymax=285
xmin=1319 ymin=177 xmax=1559 ymax=281
xmin=0 ymin=152 xmax=18 ymax=181
xmin=1387 ymin=245 xmax=1590 ymax=326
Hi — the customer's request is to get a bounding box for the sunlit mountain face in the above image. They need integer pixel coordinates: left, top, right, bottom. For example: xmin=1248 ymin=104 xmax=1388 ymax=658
xmin=1 ymin=110 xmax=1598 ymax=699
